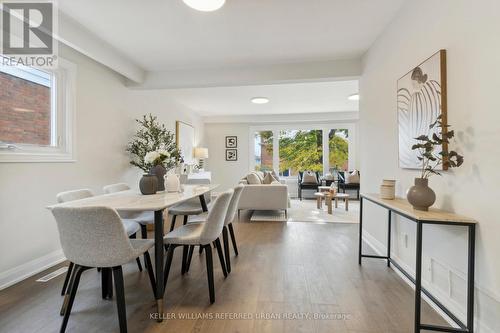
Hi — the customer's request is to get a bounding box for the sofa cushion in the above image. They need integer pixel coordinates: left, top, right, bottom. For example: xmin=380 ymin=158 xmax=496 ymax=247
xmin=247 ymin=172 xmax=261 ymax=184
xmin=302 ymin=171 xmax=319 ymax=184
xmin=345 ymin=170 xmax=360 ymax=184
xmin=263 ymin=172 xmax=278 ymax=184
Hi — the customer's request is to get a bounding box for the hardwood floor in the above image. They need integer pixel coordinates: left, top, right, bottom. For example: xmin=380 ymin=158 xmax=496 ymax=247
xmin=0 ymin=211 xmax=446 ymax=333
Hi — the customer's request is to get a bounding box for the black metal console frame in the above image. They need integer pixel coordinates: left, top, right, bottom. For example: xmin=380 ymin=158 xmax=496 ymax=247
xmin=358 ymin=194 xmax=476 ymax=333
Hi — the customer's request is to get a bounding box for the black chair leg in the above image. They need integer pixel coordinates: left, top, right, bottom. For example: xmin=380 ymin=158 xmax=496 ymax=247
xmin=222 ymin=227 xmax=231 ymax=274
xmin=112 ymin=266 xmax=128 ymax=333
xmin=181 ymin=245 xmax=189 ymax=275
xmin=204 ymin=245 xmax=215 ymax=304
xmin=163 ymin=245 xmax=176 ymax=290
xmin=143 ymin=251 xmax=156 ymax=298
xmin=169 ymin=215 xmax=177 ymax=231
xmin=228 ymin=223 xmax=239 ymax=256
xmin=61 ymin=262 xmax=74 ymax=296
xmin=186 ymin=245 xmax=194 ymax=272
xmin=101 ymin=268 xmax=113 ymax=300
xmin=60 ymin=265 xmax=85 ymax=333
xmin=183 ymin=215 xmax=188 ymax=225
xmin=199 ymin=245 xmax=204 ymax=254
xmin=214 ymin=238 xmax=227 ymax=278
xmin=140 ymin=224 xmax=149 ymax=269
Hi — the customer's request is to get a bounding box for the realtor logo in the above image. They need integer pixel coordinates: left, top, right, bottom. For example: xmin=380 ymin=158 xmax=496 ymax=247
xmin=1 ymin=0 xmax=57 ymax=68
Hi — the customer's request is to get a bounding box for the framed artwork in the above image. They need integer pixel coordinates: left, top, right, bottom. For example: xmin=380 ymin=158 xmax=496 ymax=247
xmin=225 ymin=136 xmax=237 ymax=148
xmin=225 ymin=149 xmax=237 ymax=161
xmin=397 ymin=49 xmax=447 ymax=169
xmin=176 ymin=121 xmax=195 ymax=165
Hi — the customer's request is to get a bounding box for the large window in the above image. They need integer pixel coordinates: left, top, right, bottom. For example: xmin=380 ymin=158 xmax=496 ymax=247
xmin=279 ymin=130 xmax=323 ymax=176
xmin=329 ymin=129 xmax=349 ymax=172
xmin=0 ymin=58 xmax=75 ymax=162
xmin=253 ymin=130 xmax=273 ymax=172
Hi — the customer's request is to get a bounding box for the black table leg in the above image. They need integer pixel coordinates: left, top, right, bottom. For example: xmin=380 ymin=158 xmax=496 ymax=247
xmin=387 ymin=211 xmax=391 ymax=267
xmin=154 ymin=210 xmax=164 ymax=322
xmin=358 ymin=197 xmax=363 ymax=265
xmin=199 ymin=194 xmax=208 ymax=212
xmin=467 ymin=225 xmax=476 ymax=333
xmin=414 ymin=222 xmax=423 ymax=332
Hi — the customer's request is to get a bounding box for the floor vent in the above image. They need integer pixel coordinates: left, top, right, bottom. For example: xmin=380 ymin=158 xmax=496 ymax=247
xmin=36 ymin=267 xmax=68 ymax=282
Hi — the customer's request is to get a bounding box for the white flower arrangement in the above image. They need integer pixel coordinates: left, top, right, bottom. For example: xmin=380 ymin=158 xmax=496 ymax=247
xmin=144 ymin=151 xmax=161 ymax=164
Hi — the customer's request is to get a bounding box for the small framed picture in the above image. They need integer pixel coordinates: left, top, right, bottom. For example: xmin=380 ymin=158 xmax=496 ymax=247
xmin=225 ymin=149 xmax=238 ymax=161
xmin=225 ymin=136 xmax=237 ymax=148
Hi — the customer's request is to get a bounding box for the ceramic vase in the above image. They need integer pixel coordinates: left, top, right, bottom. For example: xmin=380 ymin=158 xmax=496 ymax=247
xmin=406 ymin=178 xmax=436 ymax=211
xmin=165 ymin=173 xmax=180 ymax=192
xmin=150 ymin=164 xmax=166 ymax=191
xmin=139 ymin=174 xmax=157 ymax=195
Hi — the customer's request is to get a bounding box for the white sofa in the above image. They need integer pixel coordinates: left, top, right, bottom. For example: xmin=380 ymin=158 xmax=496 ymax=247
xmin=238 ymin=172 xmax=289 ymax=217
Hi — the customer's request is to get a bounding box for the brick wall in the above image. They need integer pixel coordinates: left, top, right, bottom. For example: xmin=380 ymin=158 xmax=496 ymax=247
xmin=0 ymin=72 xmax=51 ymax=145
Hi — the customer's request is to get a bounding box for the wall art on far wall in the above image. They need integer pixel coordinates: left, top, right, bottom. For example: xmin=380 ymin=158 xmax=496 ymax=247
xmin=397 ymin=49 xmax=447 ymax=170
xmin=225 ymin=136 xmax=237 ymax=148
xmin=225 ymin=149 xmax=238 ymax=161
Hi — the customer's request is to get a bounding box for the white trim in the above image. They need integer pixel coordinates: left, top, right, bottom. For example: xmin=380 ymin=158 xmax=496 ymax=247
xmin=0 ymin=57 xmax=77 ymax=163
xmin=0 ymin=249 xmax=66 ymax=291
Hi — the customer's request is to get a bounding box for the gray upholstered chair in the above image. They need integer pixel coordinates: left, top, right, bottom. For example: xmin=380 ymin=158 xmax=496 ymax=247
xmin=163 ymin=189 xmax=234 ymax=304
xmin=56 ymin=189 xmax=142 ymax=299
xmin=51 ymin=206 xmax=156 ymax=333
xmin=167 ymin=178 xmax=211 ymax=231
xmin=103 ymin=183 xmax=154 ymax=239
xmin=188 ymin=185 xmax=244 ymax=273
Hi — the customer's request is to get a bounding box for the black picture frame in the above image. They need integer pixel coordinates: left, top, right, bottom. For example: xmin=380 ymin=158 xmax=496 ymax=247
xmin=225 ymin=136 xmax=237 ymax=148
xmin=225 ymin=149 xmax=238 ymax=161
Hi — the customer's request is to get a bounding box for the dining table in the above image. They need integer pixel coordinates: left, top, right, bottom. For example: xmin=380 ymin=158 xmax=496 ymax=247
xmin=47 ymin=183 xmax=219 ymax=322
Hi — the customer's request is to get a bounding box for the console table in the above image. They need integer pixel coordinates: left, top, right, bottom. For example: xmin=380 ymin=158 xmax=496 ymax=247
xmin=358 ymin=193 xmax=477 ymax=333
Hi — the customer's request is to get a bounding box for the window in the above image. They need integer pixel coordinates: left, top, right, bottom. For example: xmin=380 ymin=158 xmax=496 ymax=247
xmin=253 ymin=131 xmax=273 ymax=172
xmin=279 ymin=129 xmax=323 ymax=177
xmin=0 ymin=58 xmax=75 ymax=162
xmin=329 ymin=129 xmax=349 ymax=172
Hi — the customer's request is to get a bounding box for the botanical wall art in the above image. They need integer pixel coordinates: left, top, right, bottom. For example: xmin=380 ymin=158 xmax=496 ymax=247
xmin=397 ymin=49 xmax=447 ymax=169
xmin=225 ymin=136 xmax=237 ymax=148
xmin=226 ymin=149 xmax=238 ymax=161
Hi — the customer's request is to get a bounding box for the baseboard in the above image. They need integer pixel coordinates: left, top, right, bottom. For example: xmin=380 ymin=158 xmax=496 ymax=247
xmin=362 ymin=231 xmax=496 ymax=333
xmin=0 ymin=249 xmax=66 ymax=291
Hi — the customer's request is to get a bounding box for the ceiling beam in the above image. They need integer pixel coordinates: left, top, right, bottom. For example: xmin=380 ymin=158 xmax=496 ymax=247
xmin=129 ymin=58 xmax=362 ymax=89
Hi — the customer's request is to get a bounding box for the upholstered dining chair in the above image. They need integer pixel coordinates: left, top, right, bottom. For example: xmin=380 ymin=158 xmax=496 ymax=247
xmin=188 ymin=185 xmax=244 ymax=274
xmin=56 ymin=189 xmax=143 ymax=299
xmin=51 ymin=206 xmax=156 ymax=333
xmin=163 ymin=189 xmax=233 ymax=304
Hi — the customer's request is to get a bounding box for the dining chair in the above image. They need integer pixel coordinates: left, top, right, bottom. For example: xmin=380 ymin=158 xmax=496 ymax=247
xmin=51 ymin=206 xmax=156 ymax=333
xmin=56 ymin=189 xmax=143 ymax=299
xmin=187 ymin=185 xmax=244 ymax=273
xmin=163 ymin=189 xmax=233 ymax=304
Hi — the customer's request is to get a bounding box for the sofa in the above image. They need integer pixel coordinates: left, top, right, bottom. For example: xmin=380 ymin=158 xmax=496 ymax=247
xmin=238 ymin=171 xmax=289 ymax=217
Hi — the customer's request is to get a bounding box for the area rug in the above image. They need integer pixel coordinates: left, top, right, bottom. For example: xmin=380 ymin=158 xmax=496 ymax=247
xmin=249 ymin=199 xmax=359 ymax=224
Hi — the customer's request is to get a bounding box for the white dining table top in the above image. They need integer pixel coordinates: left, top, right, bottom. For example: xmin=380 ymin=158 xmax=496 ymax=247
xmin=47 ymin=184 xmax=219 ymax=212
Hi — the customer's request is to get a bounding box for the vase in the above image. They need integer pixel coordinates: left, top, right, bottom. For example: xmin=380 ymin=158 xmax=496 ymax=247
xmin=139 ymin=174 xmax=157 ymax=195
xmin=165 ymin=173 xmax=180 ymax=192
xmin=150 ymin=165 xmax=166 ymax=191
xmin=406 ymin=178 xmax=436 ymax=211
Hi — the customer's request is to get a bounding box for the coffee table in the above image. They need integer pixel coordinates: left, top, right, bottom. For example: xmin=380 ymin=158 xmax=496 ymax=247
xmin=334 ymin=193 xmax=350 ymax=211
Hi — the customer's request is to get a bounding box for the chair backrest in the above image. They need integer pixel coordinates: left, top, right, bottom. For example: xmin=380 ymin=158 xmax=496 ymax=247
xmin=199 ymin=189 xmax=233 ymax=244
xmin=103 ymin=183 xmax=130 ymax=194
xmin=56 ymin=189 xmax=94 ymax=203
xmin=224 ymin=185 xmax=244 ymax=225
xmin=51 ymin=206 xmax=136 ymax=268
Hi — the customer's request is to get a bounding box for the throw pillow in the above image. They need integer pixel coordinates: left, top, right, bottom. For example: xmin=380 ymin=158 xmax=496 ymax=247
xmin=247 ymin=173 xmax=261 ymax=184
xmin=271 ymin=170 xmax=280 ymax=181
xmin=345 ymin=170 xmax=360 ymax=184
xmin=302 ymin=171 xmax=318 ymax=184
xmin=263 ymin=172 xmax=277 ymax=184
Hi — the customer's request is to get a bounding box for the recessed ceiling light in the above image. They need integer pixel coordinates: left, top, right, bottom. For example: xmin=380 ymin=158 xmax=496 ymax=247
xmin=348 ymin=93 xmax=359 ymax=101
xmin=251 ymin=97 xmax=269 ymax=104
xmin=182 ymin=0 xmax=225 ymax=12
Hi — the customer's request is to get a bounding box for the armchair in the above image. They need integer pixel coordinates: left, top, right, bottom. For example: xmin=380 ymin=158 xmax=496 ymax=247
xmin=298 ymin=171 xmax=321 ymax=200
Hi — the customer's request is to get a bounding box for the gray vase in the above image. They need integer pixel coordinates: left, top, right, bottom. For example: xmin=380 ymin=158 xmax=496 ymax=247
xmin=150 ymin=165 xmax=166 ymax=191
xmin=139 ymin=174 xmax=158 ymax=195
xmin=406 ymin=178 xmax=436 ymax=211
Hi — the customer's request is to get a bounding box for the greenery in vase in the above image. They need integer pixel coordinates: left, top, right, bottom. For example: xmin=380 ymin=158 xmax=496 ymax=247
xmin=411 ymin=114 xmax=464 ymax=179
xmin=126 ymin=114 xmax=183 ymax=172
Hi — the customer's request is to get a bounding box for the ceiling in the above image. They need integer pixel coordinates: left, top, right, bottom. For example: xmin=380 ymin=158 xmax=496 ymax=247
xmin=155 ymin=80 xmax=359 ymax=116
xmin=58 ymin=0 xmax=405 ymax=71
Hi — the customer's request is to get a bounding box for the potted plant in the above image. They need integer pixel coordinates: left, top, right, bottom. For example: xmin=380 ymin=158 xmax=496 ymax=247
xmin=127 ymin=114 xmax=183 ymax=193
xmin=407 ymin=114 xmax=464 ymax=210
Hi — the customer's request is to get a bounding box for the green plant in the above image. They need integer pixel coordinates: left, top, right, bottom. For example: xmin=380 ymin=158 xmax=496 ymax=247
xmin=411 ymin=114 xmax=464 ymax=178
xmin=126 ymin=114 xmax=183 ymax=172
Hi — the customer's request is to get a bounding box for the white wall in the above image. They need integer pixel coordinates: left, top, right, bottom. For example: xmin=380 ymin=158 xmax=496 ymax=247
xmin=359 ymin=1 xmax=500 ymax=331
xmin=204 ymin=112 xmax=359 ymax=192
xmin=0 ymin=45 xmax=203 ymax=289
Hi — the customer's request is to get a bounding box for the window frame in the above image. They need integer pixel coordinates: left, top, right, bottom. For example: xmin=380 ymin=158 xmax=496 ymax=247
xmin=0 ymin=58 xmax=76 ymax=163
